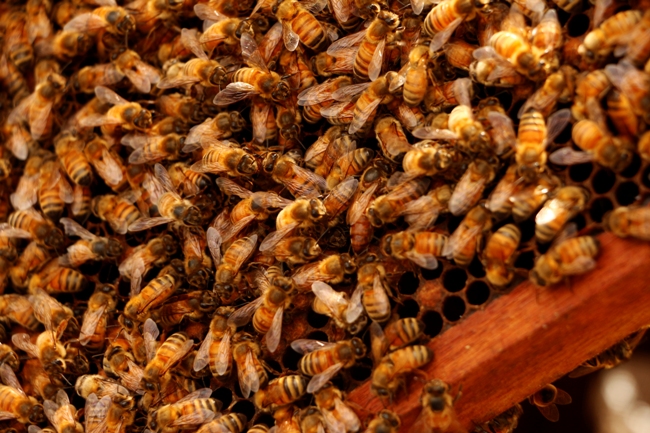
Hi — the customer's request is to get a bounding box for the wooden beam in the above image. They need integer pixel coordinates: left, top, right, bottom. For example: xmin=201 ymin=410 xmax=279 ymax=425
xmin=348 ymin=233 xmax=650 ymax=431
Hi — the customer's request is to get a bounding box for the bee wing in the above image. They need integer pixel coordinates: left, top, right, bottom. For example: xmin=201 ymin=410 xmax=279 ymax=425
xmin=449 ymin=171 xmax=489 ymax=216
xmin=193 ymin=4 xmax=227 ymax=24
xmin=0 ymin=364 xmax=25 ymax=395
xmin=405 ymin=250 xmax=439 ymax=270
xmin=282 ymin=20 xmax=300 ymax=52
xmin=403 ymin=197 xmax=440 ymax=230
xmin=29 ymin=101 xmax=53 ymax=140
xmin=298 ymin=79 xmax=337 ymax=106
xmin=241 ymin=32 xmax=269 ymax=73
xmin=330 ymin=0 xmax=351 ymax=23
xmin=347 ymin=183 xmax=378 ymax=225
xmin=93 ymin=148 xmax=124 ymax=185
xmin=207 ymin=226 xmax=223 ymax=266
xmin=128 ymin=216 xmax=175 ymax=232
xmin=177 ymin=387 xmax=215 ymax=403
xmin=213 ymin=83 xmax=258 ymax=105
xmin=487 ymin=177 xmax=519 ymax=214
xmin=124 ymin=66 xmax=156 ymax=94
xmin=327 ymin=29 xmax=365 ymax=55
xmin=231 ymin=235 xmax=258 ymax=270
xmin=257 ymin=192 xmax=293 ymax=209
xmin=228 ymin=297 xmax=265 ymax=327
xmin=555 ymin=388 xmax=572 ymax=405
xmin=118 ymin=359 xmax=144 ymax=393
xmin=220 ymin=214 xmax=255 ymax=245
xmin=369 ymin=321 xmax=388 ymax=363
xmin=536 ymin=404 xmax=560 ymax=422
xmin=429 ymin=17 xmax=463 ymax=53
xmin=312 ymin=281 xmax=349 ymax=314
xmin=63 ymin=12 xmax=110 ymax=32
xmin=593 ymin=0 xmax=612 ymax=27
xmin=5 ymin=125 xmax=30 ymax=160
xmin=159 ymin=338 xmax=194 ymax=376
xmin=79 ymin=304 xmax=107 ymax=345
xmin=334 ymin=398 xmax=361 ymax=432
xmin=0 ymin=224 xmax=31 ymax=239
xmin=487 ymin=111 xmax=516 ymax=153
xmin=548 ymin=147 xmax=593 ymax=166
xmin=170 ymin=409 xmax=218 ymax=427
xmin=10 ymin=174 xmax=39 ymax=211
xmin=332 ymin=82 xmax=370 ymax=102
xmin=307 ymin=363 xmax=344 ymax=393
xmin=412 ymin=127 xmax=459 ymax=140
xmin=345 ymin=284 xmax=364 ymax=323
xmin=0 ymin=412 xmax=17 ymax=421
xmin=411 ymin=0 xmax=425 ymax=14
xmin=472 ymin=45 xmax=499 ymax=61
xmin=443 ymin=224 xmax=483 ymax=259
xmin=252 ymin=101 xmax=271 ymax=144
xmin=260 ymin=22 xmax=283 ymax=63
xmin=239 ymin=350 xmax=260 ymax=398
xmin=59 ymin=217 xmax=96 ymax=241
xmin=452 ymin=77 xmax=472 ymax=108
xmin=143 ymin=318 xmax=160 ymax=362
xmin=193 ymin=331 xmax=213 ymax=372
xmin=349 ymin=97 xmax=381 ymax=135
xmin=43 ymin=399 xmax=60 ymax=427
xmin=290 ymin=339 xmax=334 ymax=354
xmin=368 ymin=38 xmax=386 ymax=81
xmin=85 ymin=394 xmax=111 ymax=433
xmin=157 ymin=74 xmax=201 ymax=89
xmin=259 ymin=221 xmax=300 ymax=252
xmin=321 ymin=406 xmax=347 ymax=433
xmin=371 ymin=275 xmax=392 ymax=315
xmin=215 ymin=328 xmax=232 ymax=375
xmin=325 ymin=177 xmax=359 ymax=216
xmin=545 ymin=108 xmax=572 ymax=146
xmin=389 ymin=64 xmax=409 ymax=92
xmin=95 ymin=86 xmax=129 ymax=106
xmin=559 ymin=255 xmax=597 ymax=276
xmin=265 ymin=305 xmax=284 ymax=353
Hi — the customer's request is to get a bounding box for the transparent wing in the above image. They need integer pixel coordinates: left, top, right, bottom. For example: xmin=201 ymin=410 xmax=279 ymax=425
xmin=307 ymin=363 xmax=343 ymax=393
xmin=487 ymin=111 xmax=517 ymax=153
xmin=348 ymin=97 xmax=381 ymax=134
xmin=251 ymin=101 xmax=270 ymax=144
xmin=59 ymin=217 xmax=96 ymax=240
xmin=213 ymin=83 xmax=258 ymax=105
xmin=259 ymin=221 xmax=300 ymax=252
xmin=215 ymin=329 xmax=232 ymax=375
xmin=282 ymin=21 xmax=300 ymax=52
xmin=229 ymin=235 xmax=258 ymax=271
xmin=238 ymin=350 xmax=260 ymax=398
xmin=368 ymin=38 xmax=386 ymax=81
xmin=548 ymin=147 xmax=593 ymax=166
xmin=265 ymin=306 xmax=284 ymax=353
xmin=95 ymin=86 xmax=129 ymax=106
xmin=227 ymin=298 xmax=264 ymax=327
xmin=193 ymin=4 xmax=227 ymax=25
xmin=345 ymin=284 xmax=364 ymax=323
xmin=241 ymin=32 xmax=269 ymax=73
xmin=405 ymin=250 xmax=439 ymax=270
xmin=545 ymin=108 xmax=572 ymax=145
xmin=0 ymin=364 xmax=25 ymax=394
xmin=193 ymin=331 xmax=213 ymax=372
xmin=127 ymin=217 xmax=175 ymax=232
xmin=452 ymin=77 xmax=472 ymax=108
xmin=369 ymin=321 xmax=388 ymax=362
xmin=170 ymin=409 xmax=217 ymax=427
xmin=207 ymin=227 xmax=223 ymax=266
xmin=311 ymin=281 xmax=349 ymax=315
xmin=63 ymin=13 xmax=109 ymax=32
xmin=177 ymin=388 xmax=215 ymax=403
xmin=412 ymin=127 xmax=459 ymax=140
xmin=290 ymin=339 xmax=334 ymax=354
xmin=429 ymin=17 xmax=462 ymax=53
xmin=29 ymin=102 xmax=53 ymax=140
xmin=537 ymin=404 xmax=560 ymax=422
xmin=347 ymin=183 xmax=378 ymax=225
xmin=79 ymin=305 xmax=106 ymax=345
xmin=327 ymin=29 xmax=365 ymax=55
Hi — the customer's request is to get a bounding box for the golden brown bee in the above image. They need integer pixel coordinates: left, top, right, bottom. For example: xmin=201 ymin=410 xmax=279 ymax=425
xmin=83 ymin=135 xmax=126 ymax=191
xmin=570 ymin=328 xmax=647 ymax=378
xmin=372 ymin=345 xmax=433 ymax=400
xmin=29 ymin=257 xmax=90 ymax=295
xmin=119 ymin=235 xmax=178 ymax=297
xmin=75 ymin=374 xmax=132 ymax=406
xmin=580 ymin=10 xmax=642 ymax=62
xmin=444 ymin=39 xmax=476 ymax=72
xmin=477 ymin=404 xmax=523 ymax=433
xmin=528 ymin=384 xmax=572 ymax=422
xmin=253 ymin=375 xmax=308 ymax=411
xmin=42 ymin=30 xmax=92 ymax=61
xmin=91 ymin=192 xmax=142 ymax=235
xmin=196 ymin=413 xmax=248 ymax=433
xmin=449 ymin=160 xmax=495 ymax=216
xmin=292 ymin=338 xmax=366 ymax=393
xmin=0 ymin=294 xmax=40 ymax=331
xmin=444 ymin=205 xmax=492 ymax=267
xmin=8 ymin=241 xmax=51 ymax=290
xmin=370 ymin=318 xmax=425 ymax=362
xmin=412 ymin=380 xmax=463 ymax=433
xmin=63 ymin=6 xmax=135 ymax=36
xmin=200 ymin=18 xmax=249 ymax=53
xmin=141 ymin=328 xmax=194 ymax=393
xmin=12 ymin=330 xmax=67 ymax=375
xmin=5 ymin=208 xmax=64 ymax=250
xmin=228 ymin=332 xmax=268 ymax=398
xmin=605 ymin=61 xmax=650 ymax=123
xmin=482 ymin=224 xmax=521 ymax=288
xmin=606 ymin=89 xmax=638 ymax=137
xmin=311 ymin=282 xmax=367 ymax=334
xmin=150 ymin=290 xmax=219 ymax=330
xmin=275 ymin=0 xmax=328 ymax=51
xmin=264 ymin=236 xmax=321 ymax=267
xmin=183 ymin=112 xmax=245 ymax=152
xmin=263 ymin=153 xmax=327 ymax=199
xmin=530 ymin=234 xmax=600 ymax=287
xmin=299 ymin=77 xmax=353 ymax=125
xmin=34 ymin=160 xmax=73 ymax=221
xmin=571 ymin=69 xmax=610 ymax=120
xmin=519 ymin=70 xmax=567 ymax=119
xmin=374 ymin=116 xmax=413 ymax=164
xmin=292 ymin=254 xmax=356 ymax=291
xmin=401 ymin=141 xmax=461 ymax=180
xmin=193 ymin=307 xmax=237 ymax=377
xmin=58 ymin=218 xmax=123 ymax=267
xmin=2 ymin=10 xmax=33 ymax=73
xmin=259 ymin=198 xmax=327 ymax=253
xmin=423 ymin=0 xmax=478 ymax=51
xmin=365 ymin=410 xmax=401 ymax=433
xmin=367 ymin=177 xmax=431 ymax=227
xmin=299 ymin=407 xmax=326 ymax=433
xmin=604 ymin=206 xmax=650 ymax=241
xmin=53 ymin=132 xmax=93 ymax=187
xmin=381 ymin=230 xmax=447 ymax=271
xmin=0 ymin=378 xmax=45 ymax=424
xmin=0 ymin=344 xmax=19 ymax=371
xmin=42 ymin=389 xmax=83 ymax=433
xmin=535 ymin=186 xmax=589 ymax=243
xmin=313 ymin=382 xmax=361 ymax=433
xmin=124 ymin=0 xmax=182 ymax=34
xmin=23 ymin=358 xmax=63 ymax=401
xmin=391 ymin=45 xmax=430 ymax=107
xmin=211 ymin=232 xmax=258 ymax=297
xmin=78 ymin=86 xmax=152 ymax=137
xmin=147 ymin=389 xmax=222 ymax=433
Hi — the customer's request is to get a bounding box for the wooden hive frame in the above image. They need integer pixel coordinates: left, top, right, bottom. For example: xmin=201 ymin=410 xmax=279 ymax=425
xmin=348 ymin=233 xmax=650 ymax=432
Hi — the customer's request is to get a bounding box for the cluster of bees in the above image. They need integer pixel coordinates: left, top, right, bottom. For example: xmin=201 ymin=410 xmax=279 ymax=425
xmin=0 ymin=0 xmax=649 ymax=431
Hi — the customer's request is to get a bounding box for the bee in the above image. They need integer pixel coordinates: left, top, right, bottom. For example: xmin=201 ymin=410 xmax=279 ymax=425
xmin=311 ymin=282 xmax=367 ymax=334
xmin=189 ymin=139 xmax=258 ymax=178
xmin=401 ymin=141 xmax=462 ymax=181
xmin=263 ymin=236 xmax=320 ymax=268
xmin=75 ymin=375 xmax=132 ymax=406
xmin=210 ymin=230 xmax=258 ymax=298
xmin=300 ymin=407 xmax=327 ymax=433
xmin=605 ymin=61 xmax=650 ymax=123
xmin=54 ymin=132 xmax=93 ymax=187
xmin=91 ymin=192 xmax=142 ymax=235
xmin=228 ymin=332 xmax=268 ymax=398
xmin=528 ymin=385 xmax=572 ymax=422
xmin=0 ymin=344 xmax=18 ymax=372
xmin=323 ymin=176 xmax=360 ymax=226
xmin=83 ymin=135 xmax=126 ymax=191
xmin=63 ymin=6 xmax=135 ymax=36
xmin=156 ymin=94 xmax=202 ymax=126
xmin=275 ymin=0 xmax=329 ymax=51
xmin=571 ymin=69 xmax=610 ymax=121
xmin=339 ymin=72 xmax=400 ymax=134
xmin=530 ymin=9 xmax=563 ymax=71
xmin=367 ymin=177 xmax=431 ymax=227
xmin=198 ymin=18 xmax=251 ymax=54
xmin=147 ymin=388 xmax=222 ymax=433
xmin=449 ymin=160 xmax=496 ymax=216
xmin=374 ymin=116 xmax=413 ymax=163
xmin=124 ymin=0 xmax=184 ymax=33
xmin=227 ymin=266 xmax=296 ymax=353
xmin=381 ymin=230 xmax=447 ymax=271
xmin=535 ymin=186 xmax=589 ymax=243
xmin=193 ymin=307 xmax=236 ymax=377
xmin=310 ymin=133 xmax=355 ymax=178
xmin=253 ymin=375 xmax=308 ymax=411
xmin=150 ymin=290 xmax=219 ymax=329
xmin=372 ymin=345 xmax=433 ymax=401
xmin=122 ymin=259 xmax=184 ymax=328
xmin=444 ymin=39 xmax=476 ymax=72
xmin=423 ymin=0 xmax=479 ymax=52
xmin=3 ymin=208 xmax=64 ymax=250
xmin=292 ymin=254 xmax=356 ymax=292
xmin=444 ymin=205 xmax=492 ymax=267
xmin=518 ymin=71 xmax=567 ymax=119
xmin=35 ymin=160 xmax=73 ymax=221
xmin=0 ymin=294 xmax=40 ymax=331
xmin=28 ymin=256 xmax=90 ymax=295
xmin=79 ymin=86 xmax=153 ymax=136
xmin=624 ymin=9 xmax=650 ymax=67
xmin=77 ymin=284 xmax=117 ymax=350
xmin=216 ymin=177 xmax=291 ymax=228
xmin=390 ymin=44 xmax=430 ymax=107
xmin=196 ymin=414 xmax=248 ymax=433
xmin=326 ymin=149 xmax=374 ymax=190
xmin=259 ymin=199 xmax=327 ymax=253
xmin=530 ymin=231 xmax=600 ymax=287
xmin=412 ymin=379 xmax=463 ymax=433
xmin=119 ymin=235 xmax=179 ymax=296
xmin=7 ymin=73 xmax=66 ymax=141
xmin=291 ymin=338 xmax=366 ymax=393
xmin=42 ymin=30 xmax=92 ymax=61
xmin=402 ymin=184 xmax=452 ymax=231
xmin=214 ymin=33 xmax=291 ymax=104
xmin=42 ymin=389 xmax=83 ymax=433
xmin=313 ymin=382 xmax=361 ymax=433
xmin=477 ymin=404 xmax=523 ymax=433
xmin=370 ymin=318 xmax=425 ymax=362
xmin=58 ymin=218 xmax=123 ymax=267
xmin=84 ymin=390 xmax=135 ymax=433
xmin=2 ymin=11 xmax=33 ymax=73
xmin=0 ymin=367 xmax=45 ymax=424
xmin=22 ymin=358 xmax=64 ymax=401
xmin=579 ymin=10 xmax=643 ymax=63
xmin=365 ymin=410 xmax=401 ymax=433
xmin=604 ymin=206 xmax=650 ymax=241
xmin=142 ymin=330 xmax=194 ymax=393
xmin=264 ymin=153 xmax=327 ymax=199
xmin=482 ymin=224 xmax=521 ymax=288
xmin=606 ymin=89 xmax=638 ymax=137
xmin=12 ymin=330 xmax=67 ymax=376
xmin=183 ymin=112 xmax=246 ymax=152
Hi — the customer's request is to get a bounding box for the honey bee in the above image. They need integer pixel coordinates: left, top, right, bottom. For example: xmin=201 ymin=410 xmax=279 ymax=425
xmin=124 ymin=0 xmax=183 ymax=33
xmin=150 ymin=290 xmax=219 ymax=330
xmin=412 ymin=379 xmax=464 ymax=433
xmin=308 ymin=133 xmax=355 ymax=178
xmin=78 ymin=284 xmax=117 ymax=350
xmin=228 ymin=332 xmax=268 ymax=398
xmin=579 ymin=10 xmax=643 ymax=63
xmin=199 ymin=18 xmax=251 ymax=54
xmin=183 ymin=112 xmax=246 ymax=152
xmin=23 ymin=358 xmax=64 ymax=401
xmin=605 ymin=61 xmax=650 ymax=123
xmin=147 ymin=388 xmax=222 ymax=433
xmin=444 ymin=39 xmax=476 ymax=72
xmin=217 ymin=177 xmax=291 ymax=227
xmin=142 ymin=330 xmax=194 ymax=393
xmin=259 ymin=198 xmax=327 ymax=253
xmin=381 ymin=230 xmax=447 ymax=270
xmin=476 ymin=404 xmax=523 ymax=433
xmin=482 ymin=224 xmax=521 ymax=288
xmin=82 ymin=135 xmax=126 ymax=191
xmin=367 ymin=177 xmax=431 ymax=227
xmin=264 ymin=153 xmax=328 ymax=199
xmin=423 ymin=0 xmax=480 ymax=53
xmin=606 ymin=89 xmax=638 ymax=137
xmin=325 ymin=149 xmax=374 ymax=190
xmin=365 ymin=410 xmax=401 ymax=433
xmin=58 ymin=218 xmax=123 ymax=267
xmin=528 ymin=384 xmax=572 ymax=422
xmin=372 ymin=345 xmax=433 ymax=401
xmin=12 ymin=330 xmax=67 ymax=375
xmin=253 ymin=375 xmax=308 ymax=411
xmin=3 ymin=208 xmax=65 ymax=250
xmin=210 ymin=231 xmax=258 ymax=297
xmin=196 ymin=414 xmax=248 ymax=433
xmin=400 ymin=141 xmax=462 ymax=181
xmin=292 ymin=254 xmax=356 ymax=291
xmin=571 ymin=69 xmax=610 ymax=121
xmin=338 ymin=73 xmax=400 ymax=134
xmin=54 ymin=132 xmax=93 ymax=187
xmin=389 ymin=45 xmax=429 ymax=107
xmin=299 ymin=407 xmax=326 ymax=433
xmin=0 ymin=343 xmax=18 ymax=374
xmin=0 ymin=52 xmax=29 ymax=109
xmin=535 ymin=186 xmax=589 ymax=243
xmin=292 ymin=338 xmax=366 ymax=393
xmin=214 ymin=33 xmax=291 ymax=104
xmin=189 ymin=140 xmax=258 ymax=178
xmin=299 ymin=78 xmax=353 ymax=125
xmin=265 ymin=237 xmax=322 ymax=267
xmin=374 ymin=117 xmax=413 ymax=164
xmin=518 ymin=71 xmax=567 ymax=119
xmin=0 ymin=294 xmax=40 ymax=331
xmin=193 ymin=307 xmax=237 ymax=377
xmin=84 ymin=390 xmax=135 ymax=433
xmin=530 ymin=230 xmax=600 ymax=287
xmin=603 ymin=206 xmax=650 ymax=241
xmin=77 ymin=87 xmax=152 ymax=138
xmin=118 ymin=235 xmax=178 ymax=296
xmin=35 ymin=160 xmax=74 ymax=221
xmin=41 ymin=389 xmax=83 ymax=433
xmin=275 ymin=0 xmax=329 ymax=51
xmin=370 ymin=318 xmax=425 ymax=362
xmin=2 ymin=10 xmax=33 ymax=73
xmin=449 ymin=160 xmax=496 ymax=216
xmin=0 ymin=366 xmax=45 ymax=424
xmin=311 ymin=281 xmax=366 ymax=334
xmin=402 ymin=184 xmax=452 ymax=231
xmin=91 ymin=192 xmax=142 ymax=235
xmin=29 ymin=256 xmax=90 ymax=295
xmin=313 ymin=382 xmax=361 ymax=433
xmin=444 ymin=205 xmax=492 ymax=267
xmin=63 ymin=5 xmax=135 ymax=36
xmin=40 ymin=30 xmax=92 ymax=61
xmin=75 ymin=375 xmax=132 ymax=405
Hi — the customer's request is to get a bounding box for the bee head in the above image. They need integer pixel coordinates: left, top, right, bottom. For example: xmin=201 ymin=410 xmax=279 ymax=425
xmin=182 ymin=206 xmax=202 ymax=226
xmin=237 ymin=154 xmax=259 ymax=175
xmin=350 ymin=337 xmax=367 ymax=358
xmin=272 ymin=81 xmax=291 ymax=101
xmin=46 ymin=227 xmax=65 ymax=250
xmin=28 ymin=403 xmax=45 ymax=424
xmin=106 ymin=238 xmax=125 ymax=258
xmin=209 ymin=67 xmax=228 ymax=86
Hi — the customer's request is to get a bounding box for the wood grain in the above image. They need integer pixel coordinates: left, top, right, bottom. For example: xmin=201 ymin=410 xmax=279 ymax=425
xmin=348 ymin=233 xmax=650 ymax=431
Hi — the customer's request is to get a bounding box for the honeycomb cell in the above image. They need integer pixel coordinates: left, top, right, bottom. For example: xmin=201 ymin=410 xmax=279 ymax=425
xmin=468 ymin=256 xmax=486 ymax=278
xmin=98 ymin=263 xmax=119 ymax=283
xmin=616 ymin=181 xmax=640 ymax=206
xmin=643 ymin=165 xmax=650 ymax=189
xmin=349 ymin=359 xmax=373 ymax=381
xmin=397 ymin=298 xmax=420 ymax=318
xmin=466 ymin=281 xmax=490 ymax=306
xmin=442 ymin=296 xmax=466 ymax=322
xmin=398 ymin=271 xmax=419 ymax=293
xmin=567 ymin=13 xmax=590 ymax=37
xmin=571 ymin=213 xmax=587 ymax=231
xmin=421 ymin=263 xmax=444 ymax=281
xmin=442 ymin=268 xmax=468 ymax=293
xmin=620 ymin=153 xmax=642 ymax=179
xmin=231 ymin=399 xmax=256 ymax=421
xmin=421 ymin=310 xmax=444 ymax=337
xmin=568 ymin=163 xmax=593 ymax=183
xmin=213 ymin=387 xmax=233 ymax=409
xmin=282 ymin=344 xmax=302 ymax=371
xmin=519 ymin=219 xmax=535 ymax=243
xmin=306 ymin=331 xmax=328 ymax=341
xmin=307 ymin=309 xmax=329 ymax=329
xmin=592 ymin=169 xmax=616 ymax=194
xmin=589 ymin=197 xmax=614 ymax=223
xmin=514 ymin=250 xmax=536 ymax=271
